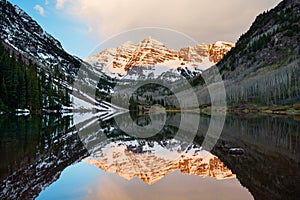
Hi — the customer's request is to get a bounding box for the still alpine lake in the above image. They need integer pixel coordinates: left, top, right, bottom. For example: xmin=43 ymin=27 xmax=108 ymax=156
xmin=0 ymin=112 xmax=299 ymax=200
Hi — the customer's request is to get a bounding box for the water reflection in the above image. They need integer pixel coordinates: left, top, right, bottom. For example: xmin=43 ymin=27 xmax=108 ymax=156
xmin=0 ymin=113 xmax=299 ymax=199
xmin=213 ymin=115 xmax=300 ymax=200
xmin=81 ymin=167 xmax=251 ymax=200
xmin=0 ymin=114 xmax=87 ymax=200
xmin=84 ymin=147 xmax=235 ymax=184
xmin=36 ymin=162 xmax=252 ymax=200
xmin=78 ymin=112 xmax=234 ymax=184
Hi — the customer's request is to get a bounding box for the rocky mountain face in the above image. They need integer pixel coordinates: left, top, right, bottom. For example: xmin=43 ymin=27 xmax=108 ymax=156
xmin=0 ymin=0 xmax=82 ymax=76
xmin=86 ymin=37 xmax=234 ymax=79
xmin=179 ymin=41 xmax=234 ymax=63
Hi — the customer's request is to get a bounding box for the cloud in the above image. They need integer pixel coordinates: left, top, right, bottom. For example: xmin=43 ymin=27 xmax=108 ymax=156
xmin=34 ymin=4 xmax=45 ymax=16
xmin=63 ymin=0 xmax=281 ymax=43
xmin=56 ymin=0 xmax=66 ymax=9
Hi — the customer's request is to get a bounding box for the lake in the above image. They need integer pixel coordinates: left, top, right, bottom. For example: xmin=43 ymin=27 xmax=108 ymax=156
xmin=0 ymin=113 xmax=299 ymax=200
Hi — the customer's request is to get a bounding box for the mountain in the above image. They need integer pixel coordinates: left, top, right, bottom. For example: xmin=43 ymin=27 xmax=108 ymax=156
xmin=86 ymin=0 xmax=300 ymax=108
xmin=86 ymin=37 xmax=234 ymax=79
xmin=204 ymin=0 xmax=300 ymax=106
xmin=0 ymin=0 xmax=97 ymax=112
xmin=0 ymin=0 xmax=82 ymax=76
xmin=179 ymin=41 xmax=234 ymax=63
xmin=0 ymin=0 xmax=119 ymax=112
xmin=218 ymin=0 xmax=299 ymax=78
xmin=0 ymin=0 xmax=234 ymax=110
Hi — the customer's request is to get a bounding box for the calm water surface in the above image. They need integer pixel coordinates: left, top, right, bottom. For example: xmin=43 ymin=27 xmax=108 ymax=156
xmin=0 ymin=113 xmax=299 ymax=200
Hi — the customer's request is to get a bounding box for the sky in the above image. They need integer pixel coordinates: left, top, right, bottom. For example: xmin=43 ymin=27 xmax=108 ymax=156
xmin=9 ymin=0 xmax=282 ymax=59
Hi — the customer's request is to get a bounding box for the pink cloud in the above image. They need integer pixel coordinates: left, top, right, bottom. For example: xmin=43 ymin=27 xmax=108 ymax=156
xmin=34 ymin=4 xmax=45 ymax=16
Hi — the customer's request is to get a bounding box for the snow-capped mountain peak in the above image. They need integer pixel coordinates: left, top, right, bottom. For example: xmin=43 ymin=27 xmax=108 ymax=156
xmin=86 ymin=37 xmax=234 ymax=80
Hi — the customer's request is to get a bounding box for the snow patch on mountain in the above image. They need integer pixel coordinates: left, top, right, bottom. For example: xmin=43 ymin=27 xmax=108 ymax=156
xmin=86 ymin=37 xmax=234 ymax=80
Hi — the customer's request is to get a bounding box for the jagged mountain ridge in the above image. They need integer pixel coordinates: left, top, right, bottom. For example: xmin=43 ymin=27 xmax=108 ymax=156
xmin=86 ymin=37 xmax=234 ymax=79
xmin=179 ymin=41 xmax=234 ymax=63
xmin=0 ymin=0 xmax=82 ymax=76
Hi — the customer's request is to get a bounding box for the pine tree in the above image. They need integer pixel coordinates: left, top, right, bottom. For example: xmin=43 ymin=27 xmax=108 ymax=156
xmin=17 ymin=68 xmax=26 ymax=108
xmin=47 ymin=76 xmax=55 ymax=109
xmin=65 ymin=88 xmax=70 ymax=106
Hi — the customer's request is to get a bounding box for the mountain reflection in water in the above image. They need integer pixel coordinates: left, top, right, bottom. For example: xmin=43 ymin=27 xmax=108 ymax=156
xmin=0 ymin=112 xmax=299 ymax=200
xmin=84 ymin=146 xmax=235 ymax=184
xmin=76 ymin=112 xmax=234 ymax=184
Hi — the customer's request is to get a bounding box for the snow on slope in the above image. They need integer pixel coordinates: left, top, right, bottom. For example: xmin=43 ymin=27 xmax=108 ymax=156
xmin=86 ymin=37 xmax=234 ymax=80
xmin=0 ymin=1 xmax=82 ymax=75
